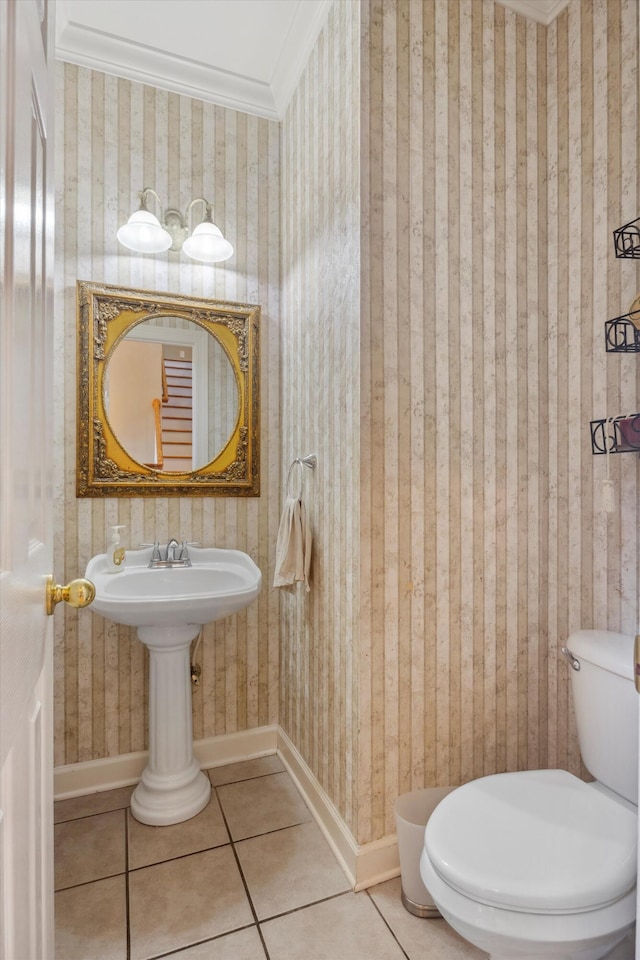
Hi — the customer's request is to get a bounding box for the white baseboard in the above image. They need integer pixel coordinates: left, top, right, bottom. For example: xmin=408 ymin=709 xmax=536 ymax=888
xmin=276 ymin=729 xmax=399 ymax=891
xmin=53 ymin=725 xmax=278 ymax=800
xmin=196 ymin=725 xmax=278 ymax=770
xmin=53 ymin=723 xmax=399 ymax=890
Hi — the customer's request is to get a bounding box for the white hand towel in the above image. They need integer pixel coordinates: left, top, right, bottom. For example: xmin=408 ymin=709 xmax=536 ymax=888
xmin=273 ymin=497 xmax=312 ymax=591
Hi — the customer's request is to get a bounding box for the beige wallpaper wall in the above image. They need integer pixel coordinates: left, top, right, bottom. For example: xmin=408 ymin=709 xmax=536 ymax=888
xmin=281 ymin=0 xmax=639 ymax=847
xmin=54 ymin=66 xmax=282 ymax=766
xmin=56 ymin=0 xmax=639 ymax=857
xmin=280 ymin=0 xmax=361 ymax=835
xmin=358 ymin=0 xmax=639 ymax=843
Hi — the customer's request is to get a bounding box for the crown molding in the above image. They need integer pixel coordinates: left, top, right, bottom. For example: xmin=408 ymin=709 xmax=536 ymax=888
xmin=55 ymin=15 xmax=279 ymax=120
xmin=270 ymin=0 xmax=333 ymax=118
xmin=496 ymin=0 xmax=570 ymax=25
xmin=55 ymin=0 xmax=331 ymax=122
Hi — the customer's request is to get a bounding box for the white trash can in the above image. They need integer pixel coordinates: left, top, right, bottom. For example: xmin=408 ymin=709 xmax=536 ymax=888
xmin=394 ymin=786 xmax=454 ymax=918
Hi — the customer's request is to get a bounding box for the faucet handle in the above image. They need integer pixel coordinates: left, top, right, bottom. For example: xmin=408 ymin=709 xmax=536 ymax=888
xmin=140 ymin=541 xmax=161 ymax=554
xmin=178 ymin=540 xmax=199 ymax=560
xmin=140 ymin=541 xmax=162 ymax=564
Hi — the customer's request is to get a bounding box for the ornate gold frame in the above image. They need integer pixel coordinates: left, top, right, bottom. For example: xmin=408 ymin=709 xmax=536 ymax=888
xmin=77 ymin=280 xmax=260 ymax=497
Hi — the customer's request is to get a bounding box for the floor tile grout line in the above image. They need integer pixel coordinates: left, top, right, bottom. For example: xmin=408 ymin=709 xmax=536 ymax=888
xmin=127 ymin=839 xmax=233 ymax=874
xmin=365 ymin=889 xmax=412 ymax=960
xmin=228 ymin=815 xmax=315 ymax=845
xmin=257 ymin=888 xmax=355 ymax=926
xmin=124 ymin=807 xmax=132 ymax=960
xmin=54 ymin=803 xmax=131 ymax=825
xmin=54 ymin=869 xmax=128 ymax=894
xmin=214 ymin=785 xmax=271 ymax=960
xmin=207 ymin=766 xmax=285 ymax=789
xmin=141 ymin=922 xmax=258 ymax=960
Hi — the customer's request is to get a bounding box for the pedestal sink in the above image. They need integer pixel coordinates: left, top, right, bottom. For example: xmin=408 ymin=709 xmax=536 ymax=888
xmin=85 ymin=546 xmax=262 ymax=825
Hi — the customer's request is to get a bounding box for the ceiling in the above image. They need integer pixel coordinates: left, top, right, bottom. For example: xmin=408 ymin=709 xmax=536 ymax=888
xmin=55 ymin=0 xmax=570 ymax=122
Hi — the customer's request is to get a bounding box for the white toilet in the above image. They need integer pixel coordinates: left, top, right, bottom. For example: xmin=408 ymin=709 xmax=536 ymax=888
xmin=420 ymin=630 xmax=638 ymax=960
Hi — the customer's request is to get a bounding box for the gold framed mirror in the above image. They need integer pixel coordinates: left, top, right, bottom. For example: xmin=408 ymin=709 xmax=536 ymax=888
xmin=77 ymin=280 xmax=260 ymax=497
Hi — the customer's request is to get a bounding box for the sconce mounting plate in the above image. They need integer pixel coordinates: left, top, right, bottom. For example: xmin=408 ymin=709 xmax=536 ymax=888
xmin=163 ymin=209 xmax=189 ymax=252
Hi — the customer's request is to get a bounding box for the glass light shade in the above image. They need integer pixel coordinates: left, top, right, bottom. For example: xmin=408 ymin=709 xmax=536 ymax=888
xmin=182 ymin=221 xmax=233 ymax=263
xmin=117 ymin=210 xmax=172 ymax=253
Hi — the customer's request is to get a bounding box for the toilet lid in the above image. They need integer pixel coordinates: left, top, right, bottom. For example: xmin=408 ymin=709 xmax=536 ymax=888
xmin=424 ymin=770 xmax=637 ymax=914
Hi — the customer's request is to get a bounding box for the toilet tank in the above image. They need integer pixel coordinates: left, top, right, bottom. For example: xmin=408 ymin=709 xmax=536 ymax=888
xmin=566 ymin=630 xmax=638 ymax=805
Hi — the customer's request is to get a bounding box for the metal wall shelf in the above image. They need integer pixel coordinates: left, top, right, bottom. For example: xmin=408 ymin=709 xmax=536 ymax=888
xmin=604 ymin=312 xmax=640 ymax=353
xmin=592 ymin=217 xmax=639 ymax=456
xmin=590 ymin=414 xmax=640 ymax=455
xmin=613 ymin=217 xmax=640 ymax=259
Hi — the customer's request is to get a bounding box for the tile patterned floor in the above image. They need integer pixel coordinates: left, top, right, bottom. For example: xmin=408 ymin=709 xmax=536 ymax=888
xmin=54 ymin=756 xmax=487 ymax=960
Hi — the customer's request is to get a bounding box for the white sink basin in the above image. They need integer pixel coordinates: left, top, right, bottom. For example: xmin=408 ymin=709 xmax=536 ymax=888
xmin=85 ymin=545 xmax=262 ymax=627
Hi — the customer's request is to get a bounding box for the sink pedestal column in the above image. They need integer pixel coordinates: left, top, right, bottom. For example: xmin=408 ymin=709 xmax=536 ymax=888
xmin=131 ymin=624 xmax=211 ymax=825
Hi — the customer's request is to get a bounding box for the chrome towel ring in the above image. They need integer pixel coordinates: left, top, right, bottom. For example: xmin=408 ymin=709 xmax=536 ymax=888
xmin=286 ymin=454 xmax=317 ymax=499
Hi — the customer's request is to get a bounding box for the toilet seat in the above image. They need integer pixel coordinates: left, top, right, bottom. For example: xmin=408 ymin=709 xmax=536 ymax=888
xmin=425 ymin=769 xmax=637 ymax=915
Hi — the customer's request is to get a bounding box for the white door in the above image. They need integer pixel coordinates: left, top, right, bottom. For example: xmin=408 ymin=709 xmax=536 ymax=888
xmin=0 ymin=0 xmax=55 ymax=956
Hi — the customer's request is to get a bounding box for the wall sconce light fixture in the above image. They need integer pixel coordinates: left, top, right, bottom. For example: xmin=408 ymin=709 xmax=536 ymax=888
xmin=117 ymin=187 xmax=233 ymax=263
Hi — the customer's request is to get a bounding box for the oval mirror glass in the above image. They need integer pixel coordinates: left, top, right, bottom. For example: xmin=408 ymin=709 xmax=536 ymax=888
xmin=104 ymin=317 xmax=239 ymax=473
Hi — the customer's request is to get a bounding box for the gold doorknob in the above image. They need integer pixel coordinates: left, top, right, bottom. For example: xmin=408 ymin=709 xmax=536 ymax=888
xmin=45 ymin=575 xmax=95 ymax=615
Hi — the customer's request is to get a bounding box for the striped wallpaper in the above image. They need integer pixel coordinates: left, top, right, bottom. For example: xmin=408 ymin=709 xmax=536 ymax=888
xmin=281 ymin=0 xmax=639 ymax=846
xmin=54 ymin=66 xmax=282 ymax=766
xmin=55 ymin=0 xmax=639 ymax=855
xmin=280 ymin=0 xmax=361 ymax=835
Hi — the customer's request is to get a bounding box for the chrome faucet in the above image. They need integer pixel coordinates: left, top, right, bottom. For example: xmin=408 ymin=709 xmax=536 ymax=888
xmin=147 ymin=538 xmax=193 ymax=568
xmin=166 ymin=538 xmax=180 ymax=562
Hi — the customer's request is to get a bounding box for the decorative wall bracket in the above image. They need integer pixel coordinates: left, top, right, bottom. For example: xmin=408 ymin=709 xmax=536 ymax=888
xmin=592 ymin=219 xmax=640 ymax=456
xmin=604 ymin=311 xmax=640 ymax=353
xmin=613 ymin=217 xmax=640 ymax=259
xmin=590 ymin=414 xmax=640 ymax=455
